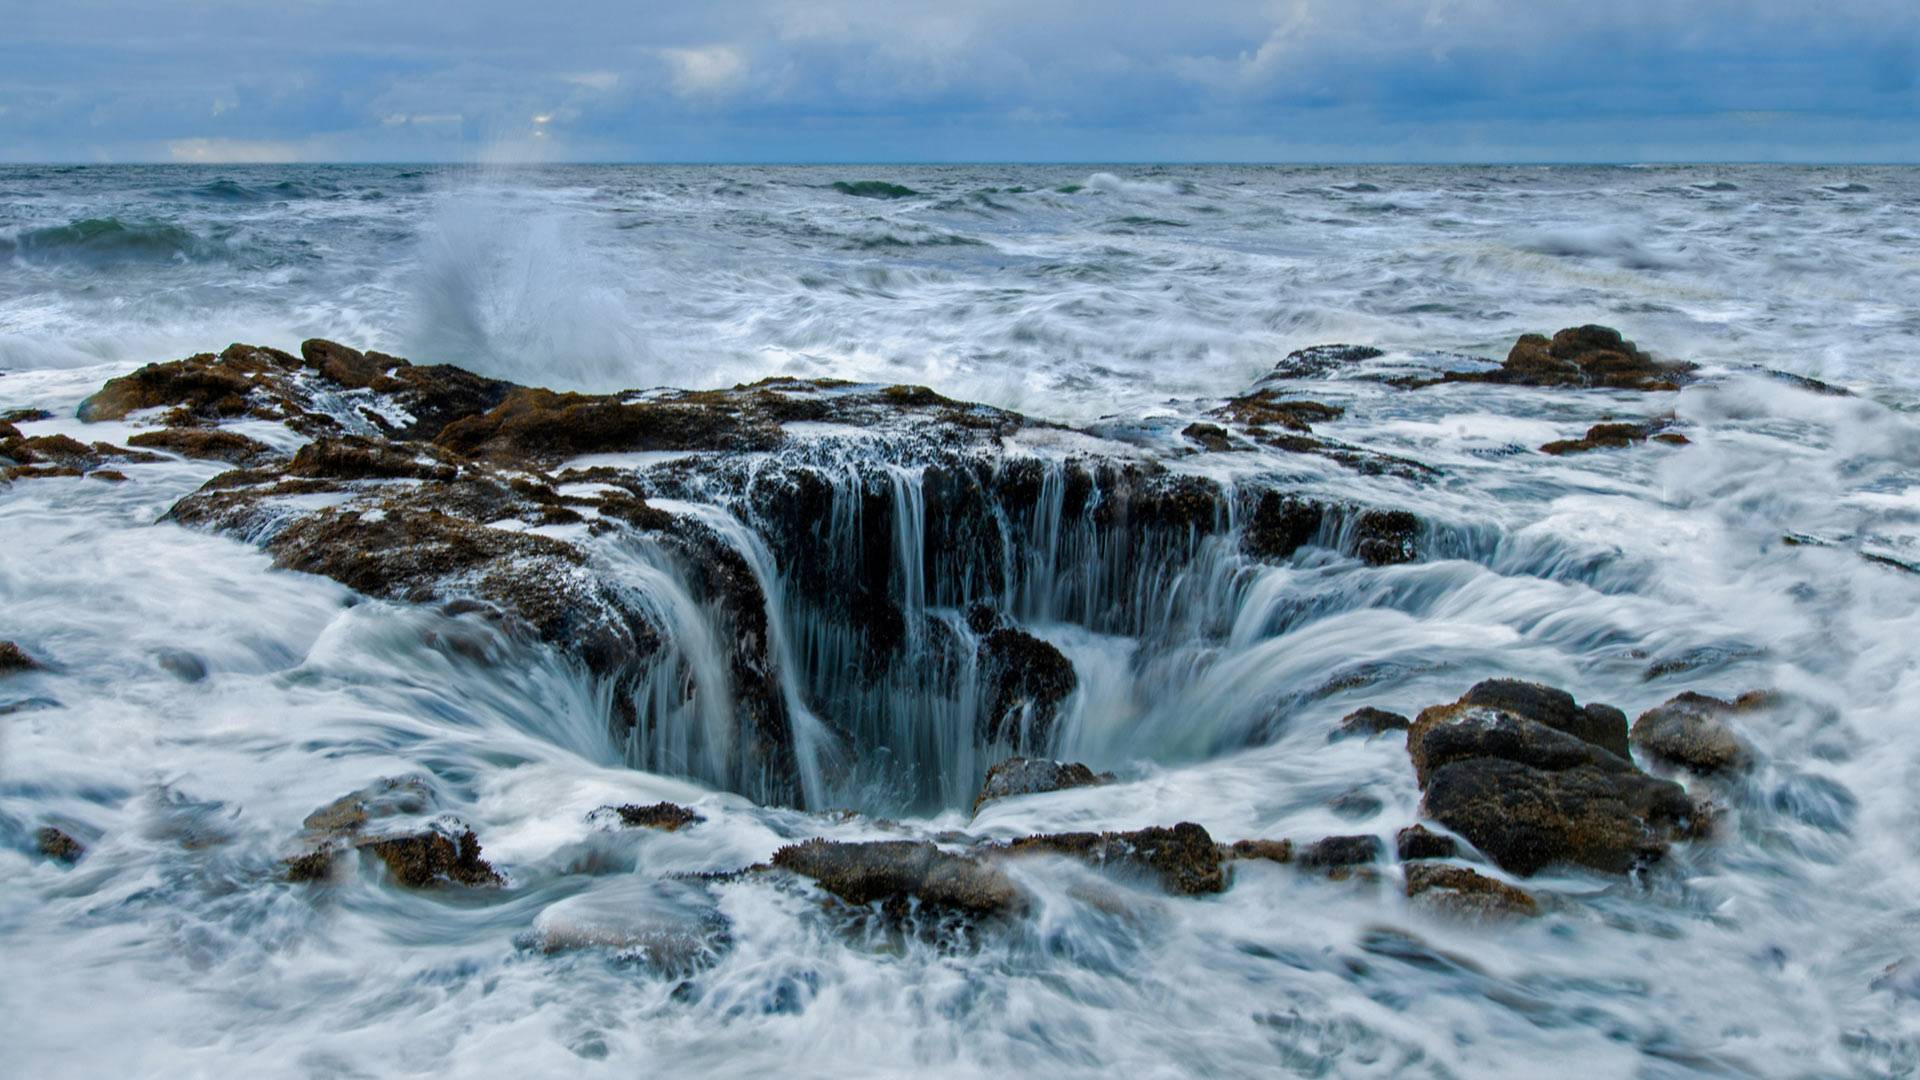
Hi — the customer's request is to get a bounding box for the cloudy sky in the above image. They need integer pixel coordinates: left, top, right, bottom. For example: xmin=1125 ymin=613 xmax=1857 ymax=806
xmin=3 ymin=0 xmax=1916 ymax=163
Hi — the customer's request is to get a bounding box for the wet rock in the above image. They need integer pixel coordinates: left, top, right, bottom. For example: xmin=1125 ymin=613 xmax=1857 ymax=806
xmin=300 ymin=776 xmax=435 ymax=837
xmin=1002 ymin=822 xmax=1227 ymax=895
xmin=1242 ymin=491 xmax=1325 ymax=560
xmin=604 ymin=802 xmax=705 ymax=831
xmin=1631 ymin=691 xmax=1758 ymax=776
xmin=1332 ymin=706 xmax=1410 ymax=741
xmin=88 ymin=469 xmax=127 ymax=482
xmin=1409 ymin=682 xmax=1701 ymax=876
xmin=527 ymin=880 xmax=730 ymax=971
xmin=1416 ymin=325 xmax=1694 ymax=392
xmin=1328 ymin=789 xmax=1383 ymax=821
xmin=1404 ymin=863 xmax=1539 ymax=920
xmin=972 ymin=757 xmax=1111 ymax=814
xmin=1227 ymin=838 xmax=1294 ymax=864
xmin=771 ymin=839 xmax=1021 ymax=917
xmin=1449 ymin=678 xmax=1630 ymax=758
xmin=1422 ymin=756 xmax=1696 ymax=877
xmin=976 ymin=629 xmax=1078 ymax=750
xmin=1540 ymin=419 xmax=1688 ymax=456
xmin=156 ymin=649 xmax=207 ymax=682
xmin=1269 ymin=344 xmax=1384 ymax=380
xmin=364 ymin=827 xmax=503 ymax=888
xmin=1181 ymin=421 xmax=1236 ymax=452
xmin=0 ymin=641 xmax=44 ymax=674
xmin=1395 ymin=824 xmax=1457 ymax=861
xmin=1352 ymin=509 xmax=1419 ymax=566
xmin=434 ymin=387 xmax=785 ymax=467
xmin=36 ymin=827 xmax=85 ymax=864
xmin=300 ymin=338 xmax=404 ymax=391
xmin=77 ymin=344 xmax=302 ymax=423
xmin=1296 ymin=834 xmax=1384 ymax=875
xmin=126 ymin=427 xmax=277 ymax=464
xmin=1213 ymin=390 xmax=1344 ymax=433
xmin=1 ymin=408 xmax=53 ymax=424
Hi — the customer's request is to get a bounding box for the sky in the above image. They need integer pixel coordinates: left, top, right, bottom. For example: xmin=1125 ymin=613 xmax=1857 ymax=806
xmin=1 ymin=0 xmax=1916 ymax=163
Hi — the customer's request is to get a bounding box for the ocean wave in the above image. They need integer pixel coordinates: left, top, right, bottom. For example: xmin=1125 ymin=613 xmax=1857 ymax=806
xmin=1516 ymin=225 xmax=1689 ymax=271
xmin=1 ymin=217 xmax=210 ymax=264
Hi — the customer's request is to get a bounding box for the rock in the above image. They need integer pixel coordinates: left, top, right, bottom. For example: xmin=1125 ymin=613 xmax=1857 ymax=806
xmin=1001 ymin=822 xmax=1227 ymax=895
xmin=127 ymin=427 xmax=277 ymax=464
xmin=1630 ymin=691 xmax=1758 ymax=776
xmin=36 ymin=827 xmax=85 ymax=864
xmin=1269 ymin=344 xmax=1384 ymax=380
xmin=1242 ymin=491 xmax=1325 ymax=560
xmin=1417 ymin=326 xmax=1693 ymax=392
xmin=1409 ymin=682 xmax=1702 ymax=876
xmin=1540 ymin=419 xmax=1687 ymax=456
xmin=1328 ymin=789 xmax=1383 ymax=821
xmin=1421 ymin=756 xmax=1696 ymax=877
xmin=605 ymin=802 xmax=704 ymax=831
xmin=1332 ymin=706 xmax=1410 ymax=741
xmin=1 ymin=408 xmax=53 ymax=424
xmin=1404 ymin=863 xmax=1539 ymax=920
xmin=972 ymin=757 xmax=1111 ymax=814
xmin=1353 ymin=509 xmax=1419 ymax=566
xmin=771 ymin=839 xmax=1021 ymax=917
xmin=1395 ymin=824 xmax=1457 ymax=861
xmin=0 ymin=641 xmax=44 ymax=674
xmin=300 ymin=776 xmax=435 ymax=837
xmin=526 ymin=880 xmax=729 ymax=972
xmin=1296 ymin=834 xmax=1384 ymax=875
xmin=300 ymin=338 xmax=403 ymax=391
xmin=1181 ymin=422 xmax=1236 ymax=452
xmin=976 ymin=629 xmax=1078 ymax=750
xmin=364 ymin=827 xmax=503 ymax=888
xmin=78 ymin=344 xmax=301 ymax=423
xmin=1212 ymin=390 xmax=1344 ymax=433
xmin=1449 ymin=678 xmax=1630 ymax=758
xmin=1227 ymin=838 xmax=1294 ymax=864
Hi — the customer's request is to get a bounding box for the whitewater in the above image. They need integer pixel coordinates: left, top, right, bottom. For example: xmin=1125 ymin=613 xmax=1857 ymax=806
xmin=4 ymin=164 xmax=1920 ymax=1078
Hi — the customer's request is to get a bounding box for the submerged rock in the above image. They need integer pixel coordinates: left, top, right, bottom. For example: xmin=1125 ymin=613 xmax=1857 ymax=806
xmin=126 ymin=427 xmax=277 ymax=464
xmin=972 ymin=757 xmax=1111 ymax=814
xmin=300 ymin=776 xmax=435 ymax=837
xmin=1540 ymin=419 xmax=1688 ymax=456
xmin=36 ymin=827 xmax=85 ymax=864
xmin=1227 ymin=838 xmax=1294 ymax=864
xmin=771 ymin=839 xmax=1021 ymax=917
xmin=1268 ymin=344 xmax=1385 ymax=380
xmin=0 ymin=641 xmax=44 ymax=674
xmin=1404 ymin=863 xmax=1539 ymax=920
xmin=364 ymin=827 xmax=503 ymax=888
xmin=526 ymin=880 xmax=730 ymax=971
xmin=1296 ymin=834 xmax=1384 ymax=876
xmin=1630 ymin=691 xmax=1760 ymax=776
xmin=1333 ymin=706 xmax=1410 ymax=741
xmin=1002 ymin=822 xmax=1227 ymax=895
xmin=604 ymin=802 xmax=705 ymax=831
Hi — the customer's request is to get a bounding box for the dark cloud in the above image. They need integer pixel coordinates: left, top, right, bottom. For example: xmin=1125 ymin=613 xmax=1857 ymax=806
xmin=0 ymin=1 xmax=1914 ymax=161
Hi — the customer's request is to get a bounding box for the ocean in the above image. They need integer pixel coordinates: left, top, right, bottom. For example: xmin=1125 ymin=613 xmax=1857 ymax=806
xmin=3 ymin=164 xmax=1919 ymax=1076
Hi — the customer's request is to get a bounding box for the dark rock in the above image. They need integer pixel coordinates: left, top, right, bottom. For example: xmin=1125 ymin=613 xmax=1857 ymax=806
xmin=1421 ymin=757 xmax=1696 ymax=877
xmin=1296 ymin=834 xmax=1384 ymax=873
xmin=433 ymin=387 xmax=784 ymax=467
xmin=1243 ymin=491 xmax=1324 ymax=560
xmin=1213 ymin=390 xmax=1344 ymax=433
xmin=364 ymin=827 xmax=503 ymax=888
xmin=78 ymin=344 xmax=301 ymax=423
xmin=1417 ymin=326 xmax=1693 ymax=392
xmin=1541 ymin=419 xmax=1686 ymax=455
xmin=1270 ymin=344 xmax=1385 ymax=380
xmin=976 ymin=629 xmax=1078 ymax=750
xmin=1328 ymin=789 xmax=1383 ymax=821
xmin=1002 ymin=822 xmax=1226 ymax=895
xmin=1395 ymin=824 xmax=1457 ymax=861
xmin=301 ymin=776 xmax=435 ymax=837
xmin=771 ymin=839 xmax=1021 ymax=917
xmin=1404 ymin=862 xmax=1539 ymax=919
xmin=36 ymin=827 xmax=85 ymax=864
xmin=1332 ymin=706 xmax=1410 ymax=741
xmin=283 ymin=848 xmax=337 ymax=883
xmin=607 ymin=802 xmax=705 ymax=831
xmin=972 ymin=757 xmax=1111 ymax=814
xmin=1630 ymin=691 xmax=1758 ymax=776
xmin=1227 ymin=838 xmax=1294 ymax=864
xmin=1451 ymin=678 xmax=1630 ymax=758
xmin=300 ymin=338 xmax=400 ymax=390
xmin=156 ymin=649 xmax=207 ymax=682
xmin=127 ymin=427 xmax=277 ymax=464
xmin=0 ymin=641 xmax=43 ymax=674
xmin=1181 ymin=422 xmax=1236 ymax=452
xmin=1410 ymin=702 xmax=1635 ymax=789
xmin=1 ymin=408 xmax=53 ymax=424
xmin=1352 ymin=509 xmax=1419 ymax=566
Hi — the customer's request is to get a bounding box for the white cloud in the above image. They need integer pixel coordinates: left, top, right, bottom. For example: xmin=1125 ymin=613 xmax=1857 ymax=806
xmin=167 ymin=137 xmax=303 ymax=163
xmin=661 ymin=45 xmax=748 ymax=99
